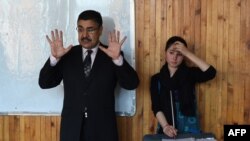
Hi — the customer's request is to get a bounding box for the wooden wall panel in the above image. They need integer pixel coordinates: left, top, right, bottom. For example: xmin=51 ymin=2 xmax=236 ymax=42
xmin=0 ymin=0 xmax=250 ymax=141
xmin=0 ymin=117 xmax=3 ymax=141
xmin=244 ymin=0 xmax=250 ymax=124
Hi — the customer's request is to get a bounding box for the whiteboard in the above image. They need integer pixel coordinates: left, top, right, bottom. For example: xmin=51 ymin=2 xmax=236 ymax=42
xmin=0 ymin=0 xmax=136 ymax=116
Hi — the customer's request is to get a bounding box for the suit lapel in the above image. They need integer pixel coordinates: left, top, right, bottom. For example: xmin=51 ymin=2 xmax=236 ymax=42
xmin=81 ymin=43 xmax=109 ymax=89
xmin=87 ymin=48 xmax=105 ymax=80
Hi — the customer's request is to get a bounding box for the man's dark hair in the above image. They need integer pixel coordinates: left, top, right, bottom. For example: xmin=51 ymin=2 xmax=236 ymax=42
xmin=77 ymin=10 xmax=103 ymax=27
xmin=165 ymin=36 xmax=187 ymax=51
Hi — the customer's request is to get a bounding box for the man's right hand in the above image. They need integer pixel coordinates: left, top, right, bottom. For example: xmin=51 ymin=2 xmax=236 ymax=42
xmin=46 ymin=29 xmax=73 ymax=60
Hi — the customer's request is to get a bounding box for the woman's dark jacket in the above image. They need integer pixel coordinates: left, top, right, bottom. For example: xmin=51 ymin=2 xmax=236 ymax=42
xmin=150 ymin=63 xmax=216 ymax=126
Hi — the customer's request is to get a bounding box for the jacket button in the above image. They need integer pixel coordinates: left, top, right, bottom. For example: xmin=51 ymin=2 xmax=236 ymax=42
xmin=84 ymin=107 xmax=88 ymax=118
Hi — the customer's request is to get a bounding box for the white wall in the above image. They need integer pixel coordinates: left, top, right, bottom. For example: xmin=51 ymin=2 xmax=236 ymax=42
xmin=0 ymin=0 xmax=136 ymax=116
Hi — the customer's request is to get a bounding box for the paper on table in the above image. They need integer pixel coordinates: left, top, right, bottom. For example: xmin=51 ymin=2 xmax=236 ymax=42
xmin=162 ymin=137 xmax=195 ymax=141
xmin=196 ymin=138 xmax=217 ymax=141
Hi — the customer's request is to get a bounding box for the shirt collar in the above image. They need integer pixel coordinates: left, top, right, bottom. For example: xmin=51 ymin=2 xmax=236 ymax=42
xmin=82 ymin=44 xmax=99 ymax=55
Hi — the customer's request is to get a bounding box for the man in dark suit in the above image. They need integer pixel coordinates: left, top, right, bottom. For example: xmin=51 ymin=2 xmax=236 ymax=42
xmin=39 ymin=10 xmax=139 ymax=141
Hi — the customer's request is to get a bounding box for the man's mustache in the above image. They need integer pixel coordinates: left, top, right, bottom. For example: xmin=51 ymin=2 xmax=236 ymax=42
xmin=81 ymin=37 xmax=92 ymax=42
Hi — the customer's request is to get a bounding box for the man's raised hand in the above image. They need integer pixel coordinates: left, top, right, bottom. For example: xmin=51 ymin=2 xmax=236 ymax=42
xmin=99 ymin=30 xmax=127 ymax=60
xmin=46 ymin=29 xmax=73 ymax=60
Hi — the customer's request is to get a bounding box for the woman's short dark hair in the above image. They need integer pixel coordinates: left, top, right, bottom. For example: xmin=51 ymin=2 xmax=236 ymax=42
xmin=165 ymin=36 xmax=187 ymax=51
xmin=77 ymin=10 xmax=103 ymax=27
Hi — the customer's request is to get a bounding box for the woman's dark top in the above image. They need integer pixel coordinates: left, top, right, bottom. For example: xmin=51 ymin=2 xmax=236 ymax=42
xmin=150 ymin=63 xmax=216 ymax=134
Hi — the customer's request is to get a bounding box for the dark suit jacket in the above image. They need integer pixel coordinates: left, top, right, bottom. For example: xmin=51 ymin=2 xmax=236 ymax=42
xmin=39 ymin=45 xmax=139 ymax=141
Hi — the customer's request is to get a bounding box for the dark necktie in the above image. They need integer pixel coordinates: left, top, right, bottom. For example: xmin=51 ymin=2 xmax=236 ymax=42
xmin=83 ymin=50 xmax=92 ymax=77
